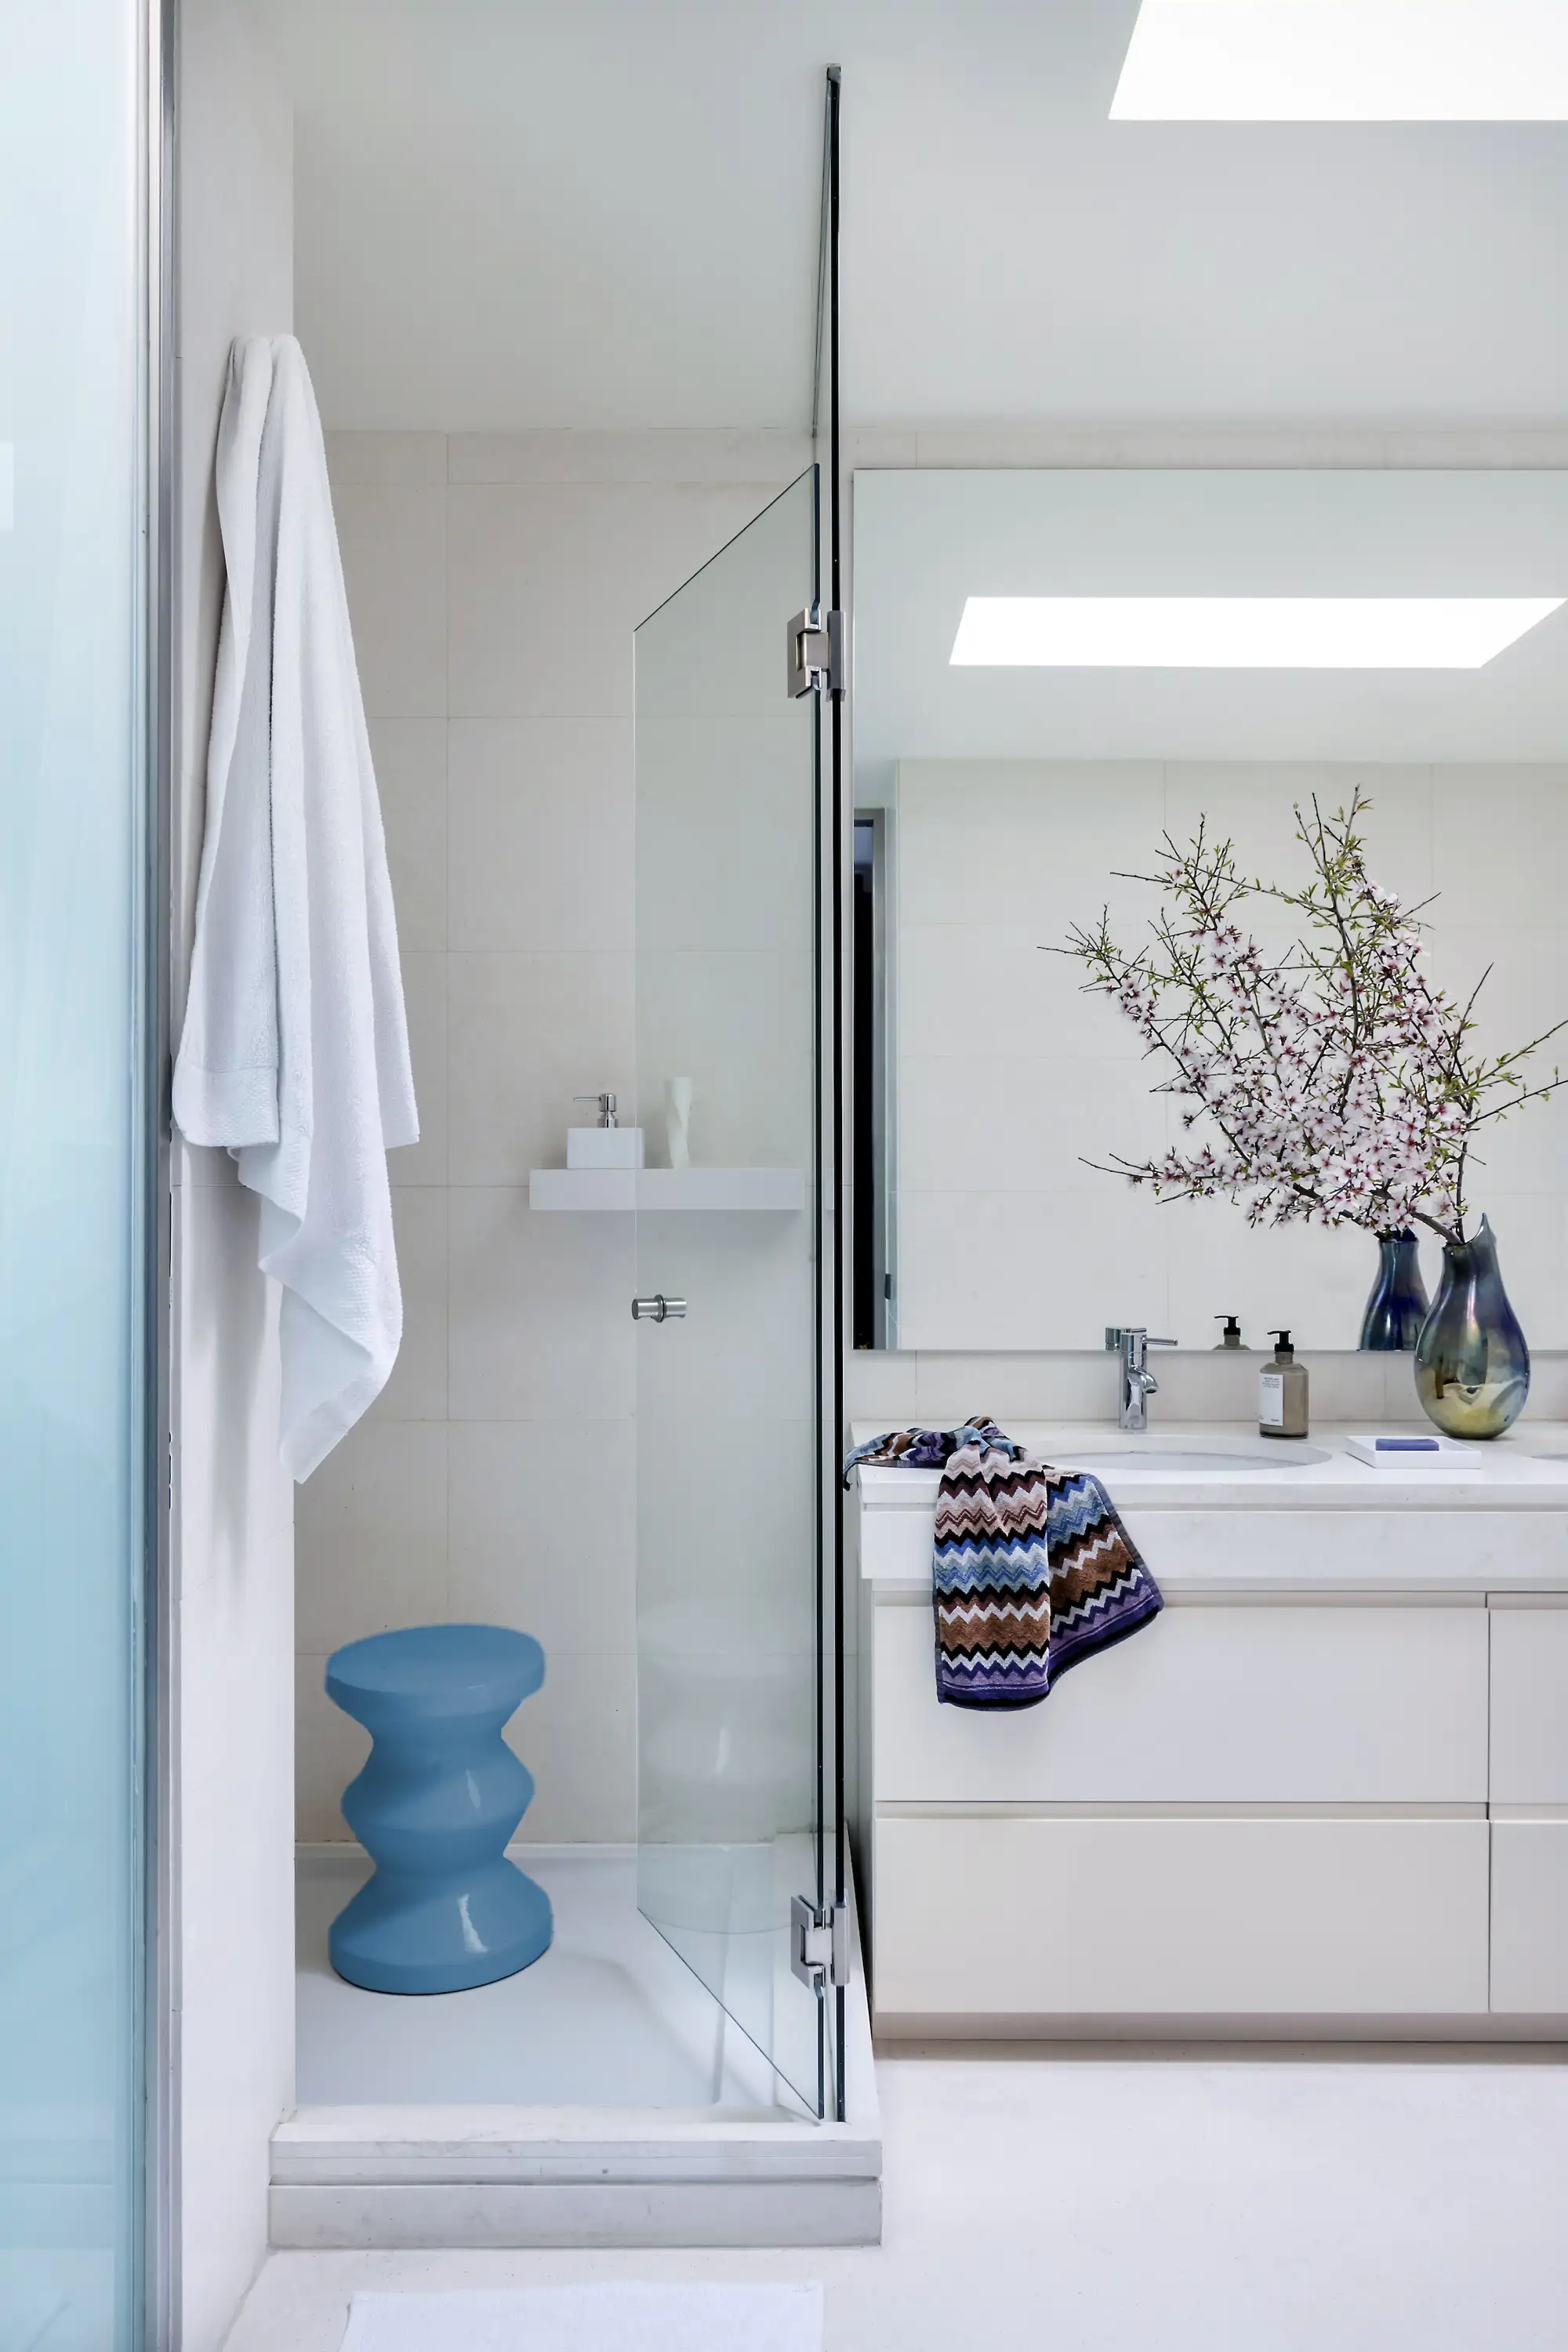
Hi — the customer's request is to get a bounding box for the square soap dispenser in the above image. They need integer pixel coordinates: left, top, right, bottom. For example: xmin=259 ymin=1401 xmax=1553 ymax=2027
xmin=567 ymin=1092 xmax=644 ymax=1170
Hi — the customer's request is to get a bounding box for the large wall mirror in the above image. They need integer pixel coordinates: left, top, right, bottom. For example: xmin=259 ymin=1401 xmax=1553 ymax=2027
xmin=852 ymin=470 xmax=1568 ymax=1353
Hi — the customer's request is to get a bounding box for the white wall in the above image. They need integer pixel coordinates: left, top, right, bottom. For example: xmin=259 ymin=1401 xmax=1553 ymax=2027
xmin=172 ymin=5 xmax=296 ymax=2344
xmin=890 ymin=757 xmax=1568 ymax=1355
xmin=293 ymin=430 xmax=808 ymax=1846
xmin=263 ymin=1 xmax=1568 ymax=434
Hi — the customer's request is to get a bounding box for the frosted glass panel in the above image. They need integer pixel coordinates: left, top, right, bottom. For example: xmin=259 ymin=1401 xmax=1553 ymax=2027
xmin=0 ymin=2 xmax=150 ymax=2344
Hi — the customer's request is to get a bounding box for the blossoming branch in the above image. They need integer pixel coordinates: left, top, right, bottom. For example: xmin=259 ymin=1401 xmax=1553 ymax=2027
xmin=1061 ymin=793 xmax=1564 ymax=1247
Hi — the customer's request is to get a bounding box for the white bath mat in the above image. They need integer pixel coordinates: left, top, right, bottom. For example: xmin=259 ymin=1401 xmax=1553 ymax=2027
xmin=340 ymin=2284 xmax=823 ymax=2352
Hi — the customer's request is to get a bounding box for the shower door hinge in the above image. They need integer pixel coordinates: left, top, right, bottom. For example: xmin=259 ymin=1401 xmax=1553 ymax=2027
xmin=790 ymin=1893 xmax=851 ymax=1991
xmin=786 ymin=606 xmax=845 ymax=701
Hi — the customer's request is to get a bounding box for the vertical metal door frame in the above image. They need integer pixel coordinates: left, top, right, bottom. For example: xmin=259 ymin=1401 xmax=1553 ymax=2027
xmin=141 ymin=0 xmax=178 ymax=2339
xmin=813 ymin=62 xmax=848 ymax=2126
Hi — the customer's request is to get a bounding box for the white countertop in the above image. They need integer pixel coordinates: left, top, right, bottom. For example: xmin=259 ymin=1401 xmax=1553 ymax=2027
xmin=851 ymin=1421 xmax=1568 ymax=1513
xmin=850 ymin=1423 xmax=1568 ymax=1597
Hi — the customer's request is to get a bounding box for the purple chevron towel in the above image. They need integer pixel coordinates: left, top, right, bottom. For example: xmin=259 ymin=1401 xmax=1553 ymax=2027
xmin=845 ymin=1418 xmax=1163 ymax=1708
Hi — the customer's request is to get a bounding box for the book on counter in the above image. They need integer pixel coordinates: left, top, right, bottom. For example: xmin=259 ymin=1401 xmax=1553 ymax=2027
xmin=1344 ymin=1432 xmax=1488 ymax=1468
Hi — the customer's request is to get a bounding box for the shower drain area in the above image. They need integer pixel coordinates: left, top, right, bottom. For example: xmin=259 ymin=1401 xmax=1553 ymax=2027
xmin=276 ymin=1846 xmax=880 ymax=2249
xmin=296 ymin=1846 xmax=793 ymax=2111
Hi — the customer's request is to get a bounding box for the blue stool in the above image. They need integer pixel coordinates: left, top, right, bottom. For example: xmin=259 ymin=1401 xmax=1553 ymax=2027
xmin=325 ymin=1624 xmax=554 ymax=1994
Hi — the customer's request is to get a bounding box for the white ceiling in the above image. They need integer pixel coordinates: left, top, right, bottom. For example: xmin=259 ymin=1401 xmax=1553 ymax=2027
xmin=853 ymin=469 xmax=1568 ymax=771
xmin=258 ymin=0 xmax=1568 ymax=432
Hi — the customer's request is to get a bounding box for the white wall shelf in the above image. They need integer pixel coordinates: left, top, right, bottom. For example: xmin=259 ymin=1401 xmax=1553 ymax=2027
xmin=528 ymin=1167 xmax=806 ymax=1213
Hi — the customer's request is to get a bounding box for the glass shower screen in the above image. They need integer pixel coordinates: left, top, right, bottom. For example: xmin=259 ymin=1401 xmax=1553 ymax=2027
xmin=633 ymin=471 xmax=828 ymax=2116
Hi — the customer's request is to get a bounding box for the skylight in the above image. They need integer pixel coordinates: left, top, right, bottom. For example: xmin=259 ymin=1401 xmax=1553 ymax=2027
xmin=949 ymin=597 xmax=1565 ymax=669
xmin=1110 ymin=1 xmax=1568 ymax=122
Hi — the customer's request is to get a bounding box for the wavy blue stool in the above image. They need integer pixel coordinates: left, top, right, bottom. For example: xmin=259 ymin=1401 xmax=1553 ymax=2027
xmin=325 ymin=1624 xmax=554 ymax=1994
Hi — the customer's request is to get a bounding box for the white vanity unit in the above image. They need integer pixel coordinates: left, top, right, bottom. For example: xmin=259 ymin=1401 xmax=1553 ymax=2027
xmin=851 ymin=1426 xmax=1568 ymax=2038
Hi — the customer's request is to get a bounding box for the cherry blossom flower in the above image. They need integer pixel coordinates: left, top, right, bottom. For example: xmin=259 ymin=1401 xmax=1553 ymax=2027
xmin=1062 ymin=793 xmax=1563 ymax=1247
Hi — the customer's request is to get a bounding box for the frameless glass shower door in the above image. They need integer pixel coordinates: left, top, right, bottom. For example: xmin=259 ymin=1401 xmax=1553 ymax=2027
xmin=633 ymin=473 xmax=829 ymax=2116
xmin=0 ymin=2 xmax=155 ymax=2341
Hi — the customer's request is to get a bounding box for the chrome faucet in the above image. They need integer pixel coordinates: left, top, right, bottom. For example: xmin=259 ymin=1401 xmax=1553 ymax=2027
xmin=1105 ymin=1327 xmax=1178 ymax=1433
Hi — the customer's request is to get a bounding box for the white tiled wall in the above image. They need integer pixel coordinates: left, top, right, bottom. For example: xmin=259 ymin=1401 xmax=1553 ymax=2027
xmin=296 ymin=430 xmax=808 ymax=1843
xmin=842 ymin=1336 xmax=1568 ymax=1436
xmin=888 ymin=756 xmax=1568 ymax=1357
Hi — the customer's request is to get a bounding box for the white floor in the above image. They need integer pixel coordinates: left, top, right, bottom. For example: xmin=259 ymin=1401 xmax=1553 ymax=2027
xmin=234 ymin=2045 xmax=1568 ymax=2350
xmin=296 ymin=1849 xmax=792 ymax=2113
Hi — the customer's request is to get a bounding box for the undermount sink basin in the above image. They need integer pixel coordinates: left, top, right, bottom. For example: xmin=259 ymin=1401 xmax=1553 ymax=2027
xmin=1068 ymin=1446 xmax=1331 ymax=1473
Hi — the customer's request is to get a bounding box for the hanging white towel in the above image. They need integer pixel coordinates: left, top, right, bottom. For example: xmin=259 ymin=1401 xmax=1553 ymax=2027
xmin=173 ymin=335 xmax=418 ymax=1481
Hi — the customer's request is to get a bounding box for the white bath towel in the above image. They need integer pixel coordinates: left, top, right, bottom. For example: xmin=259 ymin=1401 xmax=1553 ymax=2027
xmin=173 ymin=335 xmax=418 ymax=1480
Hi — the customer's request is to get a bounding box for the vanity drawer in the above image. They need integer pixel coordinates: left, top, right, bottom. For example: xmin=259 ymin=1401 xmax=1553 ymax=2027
xmin=1490 ymin=1820 xmax=1568 ymax=2013
xmin=1490 ymin=1609 xmax=1568 ymax=1803
xmin=872 ymin=1815 xmax=1490 ymax=2022
xmin=873 ymin=1601 xmax=1489 ymax=1805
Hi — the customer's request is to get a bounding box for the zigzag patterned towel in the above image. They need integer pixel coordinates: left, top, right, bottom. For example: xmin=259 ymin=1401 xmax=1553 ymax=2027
xmin=846 ymin=1418 xmax=1163 ymax=1709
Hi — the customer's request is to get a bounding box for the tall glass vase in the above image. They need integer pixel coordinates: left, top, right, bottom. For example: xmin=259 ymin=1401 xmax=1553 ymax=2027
xmin=1414 ymin=1216 xmax=1530 ymax=1439
xmin=1359 ymin=1230 xmax=1429 ymax=1351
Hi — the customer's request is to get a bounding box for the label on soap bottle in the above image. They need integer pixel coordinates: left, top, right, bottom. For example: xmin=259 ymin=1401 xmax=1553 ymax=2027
xmin=1259 ymin=1372 xmax=1285 ymax=1429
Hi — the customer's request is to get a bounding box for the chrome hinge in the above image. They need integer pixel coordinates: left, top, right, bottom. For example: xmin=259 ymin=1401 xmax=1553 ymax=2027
xmin=790 ymin=1893 xmax=851 ymax=1991
xmin=786 ymin=605 xmax=846 ymax=700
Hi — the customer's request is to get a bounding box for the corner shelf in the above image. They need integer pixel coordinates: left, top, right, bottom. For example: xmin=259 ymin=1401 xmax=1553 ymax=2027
xmin=528 ymin=1167 xmax=806 ymax=1213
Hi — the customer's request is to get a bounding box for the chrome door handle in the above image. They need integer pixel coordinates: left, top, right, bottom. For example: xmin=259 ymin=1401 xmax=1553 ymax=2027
xmin=631 ymin=1294 xmax=687 ymax=1322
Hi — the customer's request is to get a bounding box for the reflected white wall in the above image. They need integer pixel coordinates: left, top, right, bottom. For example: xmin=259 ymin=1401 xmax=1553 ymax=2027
xmin=891 ymin=758 xmax=1568 ymax=1355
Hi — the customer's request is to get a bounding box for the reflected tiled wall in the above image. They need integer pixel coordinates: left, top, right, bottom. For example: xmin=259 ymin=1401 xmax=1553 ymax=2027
xmin=296 ymin=430 xmax=804 ymax=1842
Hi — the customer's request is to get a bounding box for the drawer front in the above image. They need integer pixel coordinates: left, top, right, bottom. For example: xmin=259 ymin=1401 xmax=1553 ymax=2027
xmin=1490 ymin=1610 xmax=1568 ymax=1803
xmin=859 ymin=1505 xmax=935 ymax=1584
xmin=1490 ymin=1820 xmax=1568 ymax=2013
xmin=1119 ymin=1510 xmax=1568 ymax=1589
xmin=873 ymin=1602 xmax=1488 ymax=1804
xmin=873 ymin=1815 xmax=1490 ymax=2020
xmin=861 ymin=1504 xmax=1568 ymax=1595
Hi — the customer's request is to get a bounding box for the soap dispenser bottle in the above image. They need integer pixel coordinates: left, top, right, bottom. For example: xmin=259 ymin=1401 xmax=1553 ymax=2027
xmin=1214 ymin=1314 xmax=1245 ymax=1351
xmin=566 ymin=1092 xmax=645 ymax=1171
xmin=1259 ymin=1330 xmax=1308 ymax=1439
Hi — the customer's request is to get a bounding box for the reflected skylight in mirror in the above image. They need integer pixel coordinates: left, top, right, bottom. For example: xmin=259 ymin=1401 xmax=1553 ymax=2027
xmin=1111 ymin=0 xmax=1568 ymax=122
xmin=949 ymin=596 xmax=1565 ymax=670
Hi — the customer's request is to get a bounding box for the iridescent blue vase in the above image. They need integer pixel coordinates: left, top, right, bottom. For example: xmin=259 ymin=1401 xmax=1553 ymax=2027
xmin=1414 ymin=1216 xmax=1530 ymax=1440
xmin=1359 ymin=1230 xmax=1429 ymax=1352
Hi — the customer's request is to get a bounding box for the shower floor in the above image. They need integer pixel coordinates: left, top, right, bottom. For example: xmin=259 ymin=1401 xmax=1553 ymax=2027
xmin=296 ymin=1846 xmax=797 ymax=2113
xmin=284 ymin=1846 xmax=880 ymax=2247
